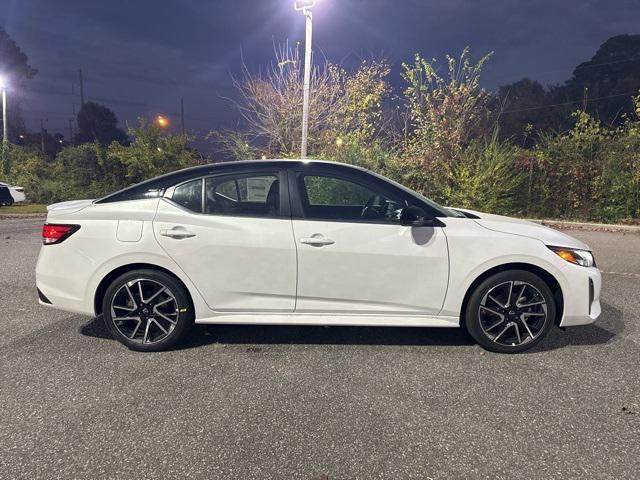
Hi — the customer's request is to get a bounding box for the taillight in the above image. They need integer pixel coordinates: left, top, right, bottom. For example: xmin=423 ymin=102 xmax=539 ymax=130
xmin=42 ymin=224 xmax=80 ymax=245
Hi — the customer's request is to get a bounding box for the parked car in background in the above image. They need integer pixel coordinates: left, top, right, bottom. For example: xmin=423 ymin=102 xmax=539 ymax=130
xmin=36 ymin=159 xmax=601 ymax=354
xmin=0 ymin=185 xmax=14 ymax=206
xmin=0 ymin=182 xmax=26 ymax=204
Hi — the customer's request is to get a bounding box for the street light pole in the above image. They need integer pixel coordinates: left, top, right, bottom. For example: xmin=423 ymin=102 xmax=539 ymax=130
xmin=295 ymin=0 xmax=317 ymax=159
xmin=0 ymin=76 xmax=7 ymax=172
xmin=300 ymin=8 xmax=313 ymax=159
xmin=1 ymin=85 xmax=7 ymax=148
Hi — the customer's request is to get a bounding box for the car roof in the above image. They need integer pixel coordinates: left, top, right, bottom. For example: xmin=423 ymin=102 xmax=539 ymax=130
xmin=95 ymin=159 xmax=372 ymax=204
xmin=172 ymin=159 xmax=367 ymax=175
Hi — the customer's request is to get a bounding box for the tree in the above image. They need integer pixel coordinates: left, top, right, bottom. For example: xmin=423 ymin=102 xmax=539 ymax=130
xmin=75 ymin=102 xmax=128 ymax=146
xmin=565 ymin=34 xmax=640 ymax=125
xmin=0 ymin=27 xmax=37 ymax=81
xmin=107 ymin=119 xmax=197 ymax=184
xmin=231 ymin=43 xmax=390 ymax=158
xmin=495 ymin=79 xmax=572 ymax=145
xmin=401 ymin=48 xmax=493 ymax=162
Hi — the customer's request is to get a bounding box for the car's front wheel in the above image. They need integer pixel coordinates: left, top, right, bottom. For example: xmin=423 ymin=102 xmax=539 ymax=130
xmin=102 ymin=269 xmax=193 ymax=352
xmin=464 ymin=270 xmax=556 ymax=354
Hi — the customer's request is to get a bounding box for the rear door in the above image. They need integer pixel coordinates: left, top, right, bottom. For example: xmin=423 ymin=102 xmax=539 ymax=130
xmin=153 ymin=169 xmax=297 ymax=313
xmin=290 ymin=167 xmax=449 ymax=315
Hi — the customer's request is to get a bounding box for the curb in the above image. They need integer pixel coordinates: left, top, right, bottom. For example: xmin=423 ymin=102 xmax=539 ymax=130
xmin=0 ymin=213 xmax=47 ymax=220
xmin=528 ymin=219 xmax=640 ymax=233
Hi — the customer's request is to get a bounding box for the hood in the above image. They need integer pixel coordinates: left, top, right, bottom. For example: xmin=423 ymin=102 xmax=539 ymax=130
xmin=47 ymin=199 xmax=95 ymax=215
xmin=453 ymin=208 xmax=591 ymax=251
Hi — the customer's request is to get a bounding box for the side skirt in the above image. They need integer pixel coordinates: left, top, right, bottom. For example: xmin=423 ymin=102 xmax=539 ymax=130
xmin=194 ymin=313 xmax=460 ymax=328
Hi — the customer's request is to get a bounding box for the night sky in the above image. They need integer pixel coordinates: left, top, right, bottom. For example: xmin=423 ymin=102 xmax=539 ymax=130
xmin=1 ymin=0 xmax=639 ymax=140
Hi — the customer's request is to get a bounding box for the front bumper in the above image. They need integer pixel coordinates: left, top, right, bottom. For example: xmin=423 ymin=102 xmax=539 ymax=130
xmin=559 ymin=265 xmax=602 ymax=327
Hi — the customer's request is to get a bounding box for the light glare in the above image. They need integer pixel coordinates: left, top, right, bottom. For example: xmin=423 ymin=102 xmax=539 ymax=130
xmin=155 ymin=115 xmax=170 ymax=128
xmin=294 ymin=0 xmax=317 ymax=11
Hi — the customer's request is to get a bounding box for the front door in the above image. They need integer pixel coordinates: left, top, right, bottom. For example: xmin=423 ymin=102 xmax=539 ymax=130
xmin=290 ymin=170 xmax=449 ymax=315
xmin=154 ymin=171 xmax=297 ymax=313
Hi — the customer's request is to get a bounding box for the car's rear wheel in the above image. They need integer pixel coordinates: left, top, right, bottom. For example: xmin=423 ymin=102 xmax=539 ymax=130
xmin=464 ymin=270 xmax=556 ymax=354
xmin=102 ymin=269 xmax=193 ymax=352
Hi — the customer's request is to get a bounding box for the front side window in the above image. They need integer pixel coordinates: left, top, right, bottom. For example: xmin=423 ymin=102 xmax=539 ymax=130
xmin=299 ymin=174 xmax=406 ymax=223
xmin=205 ymin=174 xmax=280 ymax=217
xmin=172 ymin=179 xmax=202 ymax=213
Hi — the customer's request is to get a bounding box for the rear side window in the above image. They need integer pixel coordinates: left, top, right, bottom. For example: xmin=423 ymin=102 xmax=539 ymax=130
xmin=205 ymin=174 xmax=280 ymax=217
xmin=95 ymin=187 xmax=163 ymax=204
xmin=172 ymin=179 xmax=203 ymax=213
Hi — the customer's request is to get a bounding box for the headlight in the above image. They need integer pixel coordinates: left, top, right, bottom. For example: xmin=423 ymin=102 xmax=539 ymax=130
xmin=549 ymin=246 xmax=596 ymax=267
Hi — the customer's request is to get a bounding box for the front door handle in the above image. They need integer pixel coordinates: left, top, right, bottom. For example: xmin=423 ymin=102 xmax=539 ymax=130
xmin=160 ymin=227 xmax=196 ymax=239
xmin=300 ymin=235 xmax=335 ymax=247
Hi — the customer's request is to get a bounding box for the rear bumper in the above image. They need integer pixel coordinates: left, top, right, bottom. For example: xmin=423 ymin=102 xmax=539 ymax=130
xmin=11 ymin=191 xmax=26 ymax=203
xmin=559 ymin=266 xmax=602 ymax=327
xmin=36 ymin=244 xmax=96 ymax=316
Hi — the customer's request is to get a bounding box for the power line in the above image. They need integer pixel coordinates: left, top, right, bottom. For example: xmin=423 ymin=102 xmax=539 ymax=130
xmin=501 ymin=90 xmax=638 ymax=114
xmin=572 ymin=55 xmax=640 ymax=72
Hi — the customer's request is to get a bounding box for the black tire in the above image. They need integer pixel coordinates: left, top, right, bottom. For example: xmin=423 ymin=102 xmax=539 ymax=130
xmin=102 ymin=269 xmax=193 ymax=352
xmin=464 ymin=270 xmax=556 ymax=354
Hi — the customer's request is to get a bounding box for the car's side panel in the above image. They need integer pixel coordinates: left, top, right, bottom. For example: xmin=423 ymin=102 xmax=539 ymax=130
xmin=292 ymin=220 xmax=450 ymax=314
xmin=36 ymin=199 xmax=210 ymax=320
xmin=439 ymin=218 xmax=601 ymax=327
xmin=153 ymin=199 xmax=298 ymax=313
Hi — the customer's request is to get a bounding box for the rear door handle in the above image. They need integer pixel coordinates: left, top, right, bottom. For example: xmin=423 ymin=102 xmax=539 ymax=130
xmin=300 ymin=235 xmax=335 ymax=247
xmin=160 ymin=227 xmax=196 ymax=239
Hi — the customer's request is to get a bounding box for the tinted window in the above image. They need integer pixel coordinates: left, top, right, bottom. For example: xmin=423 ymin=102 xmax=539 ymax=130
xmin=172 ymin=179 xmax=203 ymax=213
xmin=299 ymin=175 xmax=406 ymax=223
xmin=97 ymin=187 xmax=162 ymax=204
xmin=205 ymin=174 xmax=280 ymax=217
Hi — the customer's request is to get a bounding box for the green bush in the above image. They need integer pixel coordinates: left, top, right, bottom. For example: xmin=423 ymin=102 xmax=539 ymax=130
xmin=1 ymin=120 xmax=201 ymax=205
xmin=526 ymin=109 xmax=640 ymax=222
xmin=438 ymin=134 xmax=526 ymax=214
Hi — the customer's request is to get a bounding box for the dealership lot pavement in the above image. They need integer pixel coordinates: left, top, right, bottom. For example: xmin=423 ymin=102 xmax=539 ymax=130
xmin=1 ymin=218 xmax=639 ymax=480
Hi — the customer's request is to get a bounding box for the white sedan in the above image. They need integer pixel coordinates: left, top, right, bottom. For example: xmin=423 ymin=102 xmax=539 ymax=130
xmin=0 ymin=182 xmax=26 ymax=204
xmin=36 ymin=160 xmax=601 ymax=353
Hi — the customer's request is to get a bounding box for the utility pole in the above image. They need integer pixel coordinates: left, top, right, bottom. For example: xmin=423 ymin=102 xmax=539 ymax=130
xmin=40 ymin=119 xmax=47 ymax=154
xmin=69 ymin=119 xmax=74 ymax=144
xmin=78 ymin=69 xmax=85 ymax=106
xmin=180 ymin=97 xmax=185 ymax=135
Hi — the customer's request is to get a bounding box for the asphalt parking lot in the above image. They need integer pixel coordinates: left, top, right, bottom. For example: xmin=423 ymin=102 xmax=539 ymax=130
xmin=1 ymin=218 xmax=639 ymax=480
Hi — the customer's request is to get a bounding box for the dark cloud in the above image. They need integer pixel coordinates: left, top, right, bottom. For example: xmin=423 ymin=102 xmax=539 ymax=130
xmin=1 ymin=0 xmax=639 ymax=137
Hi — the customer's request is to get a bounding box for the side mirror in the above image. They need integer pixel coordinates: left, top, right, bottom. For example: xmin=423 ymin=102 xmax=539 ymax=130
xmin=400 ymin=206 xmax=439 ymax=227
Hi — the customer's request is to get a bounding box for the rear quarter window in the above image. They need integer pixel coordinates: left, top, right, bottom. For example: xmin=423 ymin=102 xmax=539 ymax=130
xmin=171 ymin=179 xmax=203 ymax=213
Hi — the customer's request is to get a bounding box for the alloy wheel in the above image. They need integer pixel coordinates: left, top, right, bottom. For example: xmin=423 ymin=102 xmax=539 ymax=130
xmin=110 ymin=279 xmax=179 ymax=345
xmin=478 ymin=280 xmax=549 ymax=347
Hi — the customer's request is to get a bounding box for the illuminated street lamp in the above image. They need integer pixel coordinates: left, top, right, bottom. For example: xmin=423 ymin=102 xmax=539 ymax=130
xmin=0 ymin=75 xmax=8 ymax=148
xmin=154 ymin=115 xmax=170 ymax=129
xmin=294 ymin=0 xmax=318 ymax=159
